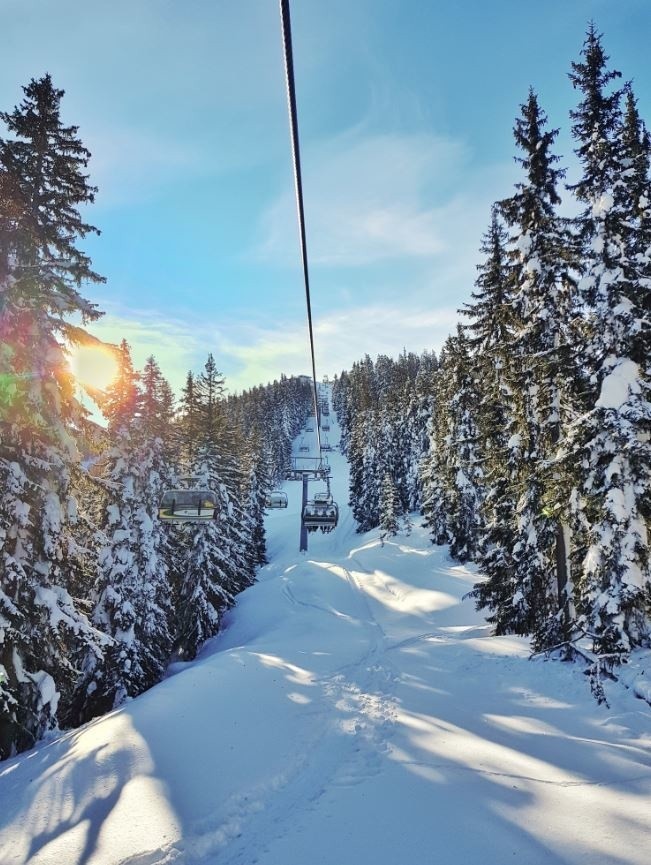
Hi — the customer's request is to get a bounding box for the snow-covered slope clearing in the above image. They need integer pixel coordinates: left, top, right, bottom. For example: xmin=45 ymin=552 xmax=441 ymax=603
xmin=1 ymin=406 xmax=650 ymax=865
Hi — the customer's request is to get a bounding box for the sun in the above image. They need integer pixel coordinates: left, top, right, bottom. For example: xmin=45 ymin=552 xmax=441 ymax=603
xmin=68 ymin=343 xmax=119 ymax=391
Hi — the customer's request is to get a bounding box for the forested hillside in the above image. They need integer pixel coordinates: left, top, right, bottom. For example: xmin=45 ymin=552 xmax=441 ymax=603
xmin=1 ymin=23 xmax=649 ymax=766
xmin=0 ymin=75 xmax=312 ymax=759
xmin=3 ymin=394 xmax=649 ymax=865
xmin=334 ymin=26 xmax=651 ymax=690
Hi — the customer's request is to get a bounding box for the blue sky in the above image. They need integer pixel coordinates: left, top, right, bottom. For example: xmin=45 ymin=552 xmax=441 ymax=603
xmin=2 ymin=0 xmax=650 ymax=397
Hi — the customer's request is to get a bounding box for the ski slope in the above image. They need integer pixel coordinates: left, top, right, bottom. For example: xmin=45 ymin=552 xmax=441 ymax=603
xmin=1 ymin=397 xmax=651 ymax=865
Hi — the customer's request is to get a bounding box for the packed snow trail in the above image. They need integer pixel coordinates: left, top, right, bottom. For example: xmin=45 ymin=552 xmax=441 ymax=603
xmin=1 ymin=398 xmax=650 ymax=865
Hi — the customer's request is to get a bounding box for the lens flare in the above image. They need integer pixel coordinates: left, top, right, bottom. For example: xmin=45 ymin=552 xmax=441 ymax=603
xmin=69 ymin=344 xmax=119 ymax=390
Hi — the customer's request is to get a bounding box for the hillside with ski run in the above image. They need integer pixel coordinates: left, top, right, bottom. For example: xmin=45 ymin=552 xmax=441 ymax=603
xmin=1 ymin=402 xmax=649 ymax=865
xmin=334 ymin=26 xmax=651 ymax=679
xmin=0 ymin=20 xmax=650 ymax=863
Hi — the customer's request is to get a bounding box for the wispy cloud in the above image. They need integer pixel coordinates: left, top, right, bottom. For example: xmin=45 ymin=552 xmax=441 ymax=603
xmin=1 ymin=0 xmax=285 ymax=208
xmin=87 ymin=300 xmax=460 ymax=399
xmin=82 ymin=123 xmax=517 ymax=396
xmin=83 ymin=127 xmax=207 ymax=208
xmin=258 ymin=131 xmax=470 ymax=266
xmin=214 ymin=302 xmax=461 ymax=392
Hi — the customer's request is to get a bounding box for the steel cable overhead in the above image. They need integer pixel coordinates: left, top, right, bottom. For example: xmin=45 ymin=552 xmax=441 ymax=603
xmin=279 ymin=0 xmax=322 ymax=454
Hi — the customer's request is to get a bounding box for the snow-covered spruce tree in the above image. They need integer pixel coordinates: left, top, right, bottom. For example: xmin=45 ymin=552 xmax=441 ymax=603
xmin=269 ymin=376 xmax=311 ymax=480
xmin=241 ymin=432 xmax=269 ymax=569
xmin=378 ymin=359 xmax=423 ymax=516
xmin=139 ymin=354 xmax=181 ymax=594
xmin=496 ymin=89 xmax=580 ymax=646
xmin=562 ymin=26 xmax=651 ymax=653
xmin=224 ymin=374 xmax=311 ymax=484
xmin=336 ymin=351 xmax=428 ymax=533
xmin=138 ymin=353 xmax=179 ymax=588
xmin=420 ymin=340 xmax=463 ymax=549
xmin=0 ymin=75 xmax=107 ymax=756
xmin=618 ymin=85 xmax=651 ymax=364
xmin=379 ymin=472 xmax=402 ymax=540
xmin=332 ymin=370 xmax=351 ymax=452
xmin=399 ymin=380 xmax=428 ymax=514
xmin=348 ymin=412 xmax=380 ymax=532
xmin=177 ymin=371 xmax=200 ymax=468
xmin=199 ymin=354 xmax=256 ymax=594
xmin=173 ymin=354 xmax=254 ymax=661
xmin=375 ymin=407 xmax=401 ymax=510
xmin=421 ymin=329 xmax=483 ymax=562
xmin=140 ymin=356 xmax=176 ymax=447
xmin=351 ymin=431 xmax=378 ymax=533
xmin=413 ymin=351 xmax=438 ymax=523
xmin=172 ymin=471 xmax=235 ymax=662
xmin=72 ymin=344 xmax=175 ymax=723
xmin=99 ymin=339 xmax=140 ymax=428
xmin=461 ymin=211 xmax=523 ymax=632
xmin=449 ymin=330 xmax=485 ymax=562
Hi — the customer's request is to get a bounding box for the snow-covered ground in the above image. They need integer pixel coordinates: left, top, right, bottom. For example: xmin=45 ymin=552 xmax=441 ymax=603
xmin=1 ymin=398 xmax=650 ymax=865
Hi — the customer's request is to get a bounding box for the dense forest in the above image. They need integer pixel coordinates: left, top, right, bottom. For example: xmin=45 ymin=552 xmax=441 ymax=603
xmin=0 ymin=73 xmax=313 ymax=757
xmin=333 ymin=25 xmax=651 ymax=694
xmin=1 ymin=23 xmax=649 ymax=760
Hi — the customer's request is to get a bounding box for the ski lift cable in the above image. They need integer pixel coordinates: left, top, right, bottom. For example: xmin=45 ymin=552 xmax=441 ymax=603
xmin=279 ymin=0 xmax=322 ymax=453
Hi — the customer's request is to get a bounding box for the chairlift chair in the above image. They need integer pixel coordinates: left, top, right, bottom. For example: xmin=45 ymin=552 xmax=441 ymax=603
xmin=266 ymin=490 xmax=288 ymax=509
xmin=301 ymin=497 xmax=339 ymax=534
xmin=158 ymin=488 xmax=218 ymax=523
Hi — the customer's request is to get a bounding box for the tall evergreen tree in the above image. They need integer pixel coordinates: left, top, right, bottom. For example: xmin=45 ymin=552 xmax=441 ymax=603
xmin=0 ymin=75 xmax=106 ymax=756
xmin=379 ymin=472 xmax=401 ymax=540
xmin=459 ymin=212 xmax=521 ymax=631
xmin=99 ymin=339 xmax=140 ymax=432
xmin=421 ymin=330 xmax=483 ymax=561
xmin=497 ymin=89 xmax=579 ymax=644
xmin=336 ymin=352 xmax=431 ymax=535
xmin=174 ymin=354 xmax=253 ymax=660
xmin=178 ymin=371 xmax=199 ymax=469
xmin=141 ymin=355 xmax=173 ymax=441
xmin=73 ymin=346 xmax=174 ymax=722
xmin=564 ymin=26 xmax=651 ymax=652
xmin=618 ymin=85 xmax=651 ymax=360
xmin=196 ymin=353 xmax=224 ymax=441
xmin=242 ymin=433 xmax=270 ymax=568
xmin=0 ymin=74 xmax=104 ymax=300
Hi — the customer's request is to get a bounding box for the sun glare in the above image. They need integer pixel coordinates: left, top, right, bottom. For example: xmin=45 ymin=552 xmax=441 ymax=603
xmin=69 ymin=344 xmax=119 ymax=390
